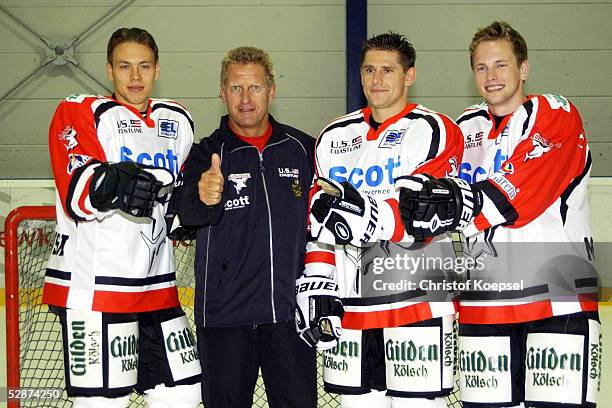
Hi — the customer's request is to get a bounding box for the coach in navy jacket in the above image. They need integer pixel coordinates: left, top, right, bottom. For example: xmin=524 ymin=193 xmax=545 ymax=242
xmin=176 ymin=114 xmax=314 ymax=327
xmin=172 ymin=46 xmax=316 ymax=408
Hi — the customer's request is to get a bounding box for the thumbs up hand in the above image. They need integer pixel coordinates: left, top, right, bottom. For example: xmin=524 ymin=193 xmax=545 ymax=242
xmin=198 ymin=153 xmax=224 ymax=206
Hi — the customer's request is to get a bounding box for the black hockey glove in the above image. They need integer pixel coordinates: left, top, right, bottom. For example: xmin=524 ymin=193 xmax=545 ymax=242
xmin=397 ymin=174 xmax=483 ymax=241
xmin=90 ymin=161 xmax=174 ymax=217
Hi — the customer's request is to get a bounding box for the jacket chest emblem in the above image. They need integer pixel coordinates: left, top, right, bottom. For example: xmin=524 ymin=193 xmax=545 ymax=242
xmin=228 ymin=173 xmax=251 ymax=194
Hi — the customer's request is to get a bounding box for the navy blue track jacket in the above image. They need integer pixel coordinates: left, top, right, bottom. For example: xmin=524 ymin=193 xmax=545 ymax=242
xmin=174 ymin=115 xmax=315 ymax=327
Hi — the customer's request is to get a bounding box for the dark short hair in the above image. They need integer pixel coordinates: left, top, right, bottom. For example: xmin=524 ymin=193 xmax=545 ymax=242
xmin=107 ymin=27 xmax=159 ymax=64
xmin=469 ymin=21 xmax=528 ymax=68
xmin=360 ymin=32 xmax=416 ymax=71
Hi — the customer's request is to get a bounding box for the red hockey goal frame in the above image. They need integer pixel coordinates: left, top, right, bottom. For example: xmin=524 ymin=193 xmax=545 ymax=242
xmin=5 ymin=205 xmax=56 ymax=408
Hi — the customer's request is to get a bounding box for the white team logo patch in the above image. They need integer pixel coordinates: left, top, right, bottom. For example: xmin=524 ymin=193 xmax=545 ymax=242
xmin=59 ymin=125 xmax=79 ymax=150
xmin=67 ymin=310 xmax=103 ymax=388
xmin=525 ymin=332 xmax=584 ymax=404
xmin=107 ymin=321 xmax=139 ymax=389
xmin=323 ymin=328 xmax=362 ymax=388
xmin=159 ymin=119 xmax=179 ymax=139
xmin=459 ymin=336 xmax=513 ymax=403
xmin=384 ymin=326 xmax=443 ymax=393
xmin=544 ymin=94 xmax=571 ymax=112
xmin=379 ymin=129 xmax=406 ymax=148
xmin=161 ymin=316 xmax=201 ymax=381
xmin=228 ymin=173 xmax=251 ymax=193
xmin=524 ymin=133 xmax=562 ymax=162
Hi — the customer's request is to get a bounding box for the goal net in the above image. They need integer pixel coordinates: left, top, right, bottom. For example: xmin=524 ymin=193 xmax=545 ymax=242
xmin=4 ymin=205 xmax=463 ymax=407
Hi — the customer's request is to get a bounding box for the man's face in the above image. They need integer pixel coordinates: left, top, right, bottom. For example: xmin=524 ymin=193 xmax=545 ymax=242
xmin=472 ymin=39 xmax=529 ymax=116
xmin=361 ymin=50 xmax=415 ymax=121
xmin=220 ymin=63 xmax=275 ymax=137
xmin=106 ymin=41 xmax=159 ymax=112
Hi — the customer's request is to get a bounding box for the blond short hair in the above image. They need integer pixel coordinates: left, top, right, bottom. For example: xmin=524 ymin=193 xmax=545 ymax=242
xmin=220 ymin=46 xmax=275 ymax=87
xmin=469 ymin=21 xmax=528 ymax=68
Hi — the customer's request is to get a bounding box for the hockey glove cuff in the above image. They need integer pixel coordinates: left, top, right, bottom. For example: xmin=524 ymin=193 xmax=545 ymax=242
xmin=295 ymin=275 xmax=344 ymax=350
xmin=310 ymin=177 xmax=389 ymax=247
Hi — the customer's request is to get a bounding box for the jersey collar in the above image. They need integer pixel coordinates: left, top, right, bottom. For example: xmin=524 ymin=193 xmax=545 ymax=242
xmin=363 ymin=103 xmax=417 ymax=141
xmin=109 ymin=94 xmax=155 ymax=127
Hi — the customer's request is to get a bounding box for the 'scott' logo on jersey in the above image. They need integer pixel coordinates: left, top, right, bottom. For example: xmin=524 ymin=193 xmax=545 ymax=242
xmin=159 ymin=119 xmax=179 ymax=139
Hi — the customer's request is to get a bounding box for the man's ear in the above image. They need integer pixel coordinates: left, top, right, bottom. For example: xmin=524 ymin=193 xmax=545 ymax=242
xmin=520 ymin=60 xmax=529 ymax=81
xmin=405 ymin=67 xmax=416 ymax=87
xmin=106 ymin=62 xmax=113 ymax=81
xmin=219 ymin=85 xmax=226 ymax=103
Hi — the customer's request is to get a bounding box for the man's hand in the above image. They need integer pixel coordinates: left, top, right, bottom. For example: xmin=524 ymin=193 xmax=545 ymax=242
xmin=198 ymin=153 xmax=224 ymax=206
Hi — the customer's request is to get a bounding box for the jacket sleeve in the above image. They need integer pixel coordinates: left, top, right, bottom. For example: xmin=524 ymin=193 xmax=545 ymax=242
xmin=464 ymin=96 xmax=589 ymax=236
xmin=172 ymin=140 xmax=225 ymax=227
xmin=48 ymin=97 xmax=107 ymax=222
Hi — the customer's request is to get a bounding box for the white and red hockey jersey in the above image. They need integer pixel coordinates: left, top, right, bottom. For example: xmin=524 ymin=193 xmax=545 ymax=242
xmin=457 ymin=94 xmax=597 ymax=324
xmin=306 ymin=103 xmax=463 ymax=329
xmin=43 ymin=94 xmax=193 ymax=313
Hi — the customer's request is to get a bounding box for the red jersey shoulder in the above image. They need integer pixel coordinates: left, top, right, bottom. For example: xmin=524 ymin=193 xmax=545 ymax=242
xmin=533 ymin=94 xmax=585 ymax=143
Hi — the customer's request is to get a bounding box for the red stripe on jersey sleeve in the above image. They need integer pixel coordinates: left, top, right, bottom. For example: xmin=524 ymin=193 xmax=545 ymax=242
xmin=473 ymin=211 xmax=492 ymax=231
xmin=304 ymin=251 xmax=335 ymax=266
xmin=385 ymin=198 xmax=405 ymax=242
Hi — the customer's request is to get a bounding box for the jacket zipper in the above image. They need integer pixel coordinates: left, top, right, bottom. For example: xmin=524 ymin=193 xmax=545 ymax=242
xmin=259 ymin=150 xmax=277 ymax=323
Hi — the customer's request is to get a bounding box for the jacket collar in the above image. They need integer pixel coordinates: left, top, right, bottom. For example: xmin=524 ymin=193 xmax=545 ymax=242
xmin=217 ymin=114 xmax=288 ymax=151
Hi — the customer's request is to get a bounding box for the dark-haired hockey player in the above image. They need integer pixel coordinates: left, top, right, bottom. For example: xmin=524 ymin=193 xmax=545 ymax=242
xmin=297 ymin=32 xmax=464 ymax=407
xmin=44 ymin=28 xmax=201 ymax=407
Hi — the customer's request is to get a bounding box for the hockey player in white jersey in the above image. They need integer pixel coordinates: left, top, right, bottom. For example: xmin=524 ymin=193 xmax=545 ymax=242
xmin=44 ymin=28 xmax=201 ymax=407
xmin=399 ymin=21 xmax=600 ymax=407
xmin=296 ymin=32 xmax=466 ymax=408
